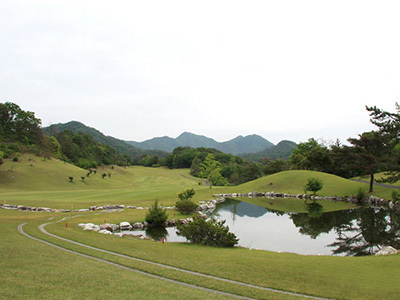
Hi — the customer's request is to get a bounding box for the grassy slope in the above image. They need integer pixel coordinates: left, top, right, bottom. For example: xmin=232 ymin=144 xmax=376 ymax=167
xmin=14 ymin=209 xmax=400 ymax=300
xmin=0 ymin=210 xmax=233 ymax=300
xmin=0 ymin=154 xmax=206 ymax=208
xmin=1 ymin=155 xmax=400 ymax=299
xmin=1 ymin=155 xmax=394 ymax=211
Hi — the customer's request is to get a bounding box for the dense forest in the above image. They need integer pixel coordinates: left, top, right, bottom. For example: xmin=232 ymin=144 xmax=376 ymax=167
xmin=1 ymin=101 xmax=399 ymax=189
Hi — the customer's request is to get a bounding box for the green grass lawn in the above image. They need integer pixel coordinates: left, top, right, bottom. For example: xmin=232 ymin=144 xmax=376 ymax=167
xmin=0 ymin=210 xmax=236 ymax=300
xmin=9 ymin=209 xmax=399 ymax=300
xmin=1 ymin=155 xmax=400 ymax=299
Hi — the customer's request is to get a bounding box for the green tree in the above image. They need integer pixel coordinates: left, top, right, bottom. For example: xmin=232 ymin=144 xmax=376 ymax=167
xmin=262 ymin=159 xmax=288 ymax=175
xmin=366 ymin=103 xmax=400 ymax=183
xmin=304 ymin=178 xmax=323 ymax=196
xmin=176 ymin=189 xmax=198 ymax=215
xmin=178 ymin=188 xmax=195 ymax=201
xmin=0 ymin=102 xmax=43 ymax=146
xmin=199 ymin=153 xmax=228 ymax=186
xmin=289 ymin=138 xmax=332 ymax=172
xmin=338 ymin=131 xmax=390 ymax=192
xmin=145 ymin=200 xmax=168 ymax=226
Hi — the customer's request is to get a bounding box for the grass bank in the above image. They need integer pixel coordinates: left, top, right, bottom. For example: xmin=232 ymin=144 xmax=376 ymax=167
xmin=13 ymin=209 xmax=399 ymax=300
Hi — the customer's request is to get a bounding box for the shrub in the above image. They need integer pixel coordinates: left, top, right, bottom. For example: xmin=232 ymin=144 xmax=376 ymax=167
xmin=145 ymin=200 xmax=168 ymax=226
xmin=392 ymin=190 xmax=400 ymax=203
xmin=175 ymin=200 xmax=198 ymax=215
xmin=304 ymin=178 xmax=323 ymax=196
xmin=177 ymin=217 xmax=239 ymax=247
xmin=68 ymin=176 xmax=73 ymax=182
xmin=176 ymin=189 xmax=197 ymax=215
xmin=356 ymin=188 xmax=366 ymax=203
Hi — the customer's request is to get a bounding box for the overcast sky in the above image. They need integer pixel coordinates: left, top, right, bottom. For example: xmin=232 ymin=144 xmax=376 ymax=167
xmin=1 ymin=1 xmax=400 ymax=145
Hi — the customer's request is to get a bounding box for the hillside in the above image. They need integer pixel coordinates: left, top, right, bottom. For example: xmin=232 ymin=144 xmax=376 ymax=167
xmin=0 ymin=154 xmax=201 ymax=208
xmin=195 ymin=169 xmax=393 ymax=206
xmin=241 ymin=140 xmax=298 ymax=161
xmin=43 ymin=121 xmax=167 ymax=159
xmin=128 ymin=132 xmax=274 ymax=154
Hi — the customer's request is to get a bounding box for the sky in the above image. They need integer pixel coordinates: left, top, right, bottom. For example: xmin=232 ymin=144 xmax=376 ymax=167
xmin=1 ymin=0 xmax=400 ymax=145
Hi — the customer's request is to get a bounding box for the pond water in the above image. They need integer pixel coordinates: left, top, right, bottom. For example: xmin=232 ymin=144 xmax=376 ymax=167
xmin=128 ymin=198 xmax=400 ymax=256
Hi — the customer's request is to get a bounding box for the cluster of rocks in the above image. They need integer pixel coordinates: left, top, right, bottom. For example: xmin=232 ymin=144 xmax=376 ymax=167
xmin=78 ymin=216 xmax=200 ymax=237
xmin=213 ymin=192 xmax=308 ymax=199
xmin=1 ymin=203 xmax=62 ymax=212
xmin=212 ymin=192 xmax=400 ymax=213
xmin=89 ymin=205 xmax=125 ymax=211
xmin=89 ymin=204 xmax=176 ymax=211
xmin=197 ymin=198 xmax=225 ymax=212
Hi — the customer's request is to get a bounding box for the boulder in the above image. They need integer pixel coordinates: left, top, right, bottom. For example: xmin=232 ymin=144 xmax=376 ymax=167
xmin=110 ymin=224 xmax=119 ymax=232
xmin=133 ymin=222 xmax=144 ymax=229
xmin=120 ymin=222 xmax=132 ymax=230
xmin=100 ymin=223 xmax=113 ymax=231
xmin=83 ymin=223 xmax=96 ymax=230
xmin=92 ymin=225 xmax=101 ymax=232
xmin=375 ymin=246 xmax=398 ymax=256
xmin=168 ymin=219 xmax=177 ymax=226
xmin=98 ymin=229 xmax=112 ymax=235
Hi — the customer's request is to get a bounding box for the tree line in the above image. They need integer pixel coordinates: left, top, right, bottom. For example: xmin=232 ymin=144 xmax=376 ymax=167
xmin=261 ymin=104 xmax=400 ymax=192
xmin=2 ymin=101 xmax=399 ymax=190
xmin=0 ymin=102 xmax=132 ymax=168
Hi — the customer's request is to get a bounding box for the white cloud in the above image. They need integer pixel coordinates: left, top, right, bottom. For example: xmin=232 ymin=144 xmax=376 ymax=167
xmin=1 ymin=0 xmax=400 ymax=143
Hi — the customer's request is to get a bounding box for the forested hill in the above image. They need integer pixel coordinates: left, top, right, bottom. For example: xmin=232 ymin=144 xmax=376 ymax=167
xmin=42 ymin=121 xmax=166 ymax=159
xmin=241 ymin=140 xmax=298 ymax=161
xmin=127 ymin=132 xmax=275 ymax=154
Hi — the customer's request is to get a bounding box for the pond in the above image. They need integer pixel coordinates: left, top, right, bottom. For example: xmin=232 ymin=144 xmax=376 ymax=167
xmin=128 ymin=198 xmax=400 ymax=256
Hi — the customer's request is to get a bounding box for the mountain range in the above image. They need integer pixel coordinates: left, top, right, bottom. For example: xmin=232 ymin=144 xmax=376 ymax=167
xmin=43 ymin=121 xmax=297 ymax=158
xmin=126 ymin=132 xmax=274 ymax=154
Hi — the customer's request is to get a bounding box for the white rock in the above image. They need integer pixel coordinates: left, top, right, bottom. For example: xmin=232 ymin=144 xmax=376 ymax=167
xmin=120 ymin=221 xmax=132 ymax=230
xmin=92 ymin=225 xmax=101 ymax=232
xmin=98 ymin=229 xmax=112 ymax=235
xmin=83 ymin=223 xmax=95 ymax=230
xmin=376 ymin=246 xmax=398 ymax=256
xmin=133 ymin=222 xmax=144 ymax=229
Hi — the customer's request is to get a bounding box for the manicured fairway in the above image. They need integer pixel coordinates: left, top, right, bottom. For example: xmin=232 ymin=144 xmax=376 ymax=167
xmin=1 ymin=155 xmax=400 ymax=299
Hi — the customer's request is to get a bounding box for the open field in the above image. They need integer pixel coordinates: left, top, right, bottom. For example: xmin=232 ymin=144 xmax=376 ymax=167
xmin=1 ymin=155 xmax=400 ymax=299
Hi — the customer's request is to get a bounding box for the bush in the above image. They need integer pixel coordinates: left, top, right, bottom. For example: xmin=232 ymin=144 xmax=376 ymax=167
xmin=175 ymin=200 xmax=198 ymax=215
xmin=145 ymin=200 xmax=168 ymax=226
xmin=177 ymin=217 xmax=239 ymax=247
xmin=356 ymin=188 xmax=366 ymax=203
xmin=392 ymin=190 xmax=400 ymax=203
xmin=176 ymin=189 xmax=197 ymax=215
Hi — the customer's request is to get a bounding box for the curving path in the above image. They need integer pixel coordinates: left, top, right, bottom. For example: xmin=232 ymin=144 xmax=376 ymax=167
xmin=18 ymin=219 xmax=331 ymax=300
xmin=350 ymin=179 xmax=400 ymax=189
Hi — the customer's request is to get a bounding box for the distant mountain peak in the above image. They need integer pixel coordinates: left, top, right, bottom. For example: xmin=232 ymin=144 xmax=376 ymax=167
xmin=127 ymin=132 xmax=275 ymax=154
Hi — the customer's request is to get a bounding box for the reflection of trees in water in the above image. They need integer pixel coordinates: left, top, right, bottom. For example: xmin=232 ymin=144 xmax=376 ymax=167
xmin=145 ymin=226 xmax=168 ymax=241
xmin=329 ymin=208 xmax=400 ymax=256
xmin=291 ymin=205 xmax=400 ymax=256
xmin=291 ymin=206 xmax=357 ymax=239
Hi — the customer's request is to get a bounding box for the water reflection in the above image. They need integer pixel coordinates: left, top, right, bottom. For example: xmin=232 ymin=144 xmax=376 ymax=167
xmin=145 ymin=226 xmax=168 ymax=241
xmin=215 ymin=198 xmax=400 ymax=256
